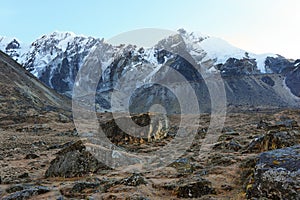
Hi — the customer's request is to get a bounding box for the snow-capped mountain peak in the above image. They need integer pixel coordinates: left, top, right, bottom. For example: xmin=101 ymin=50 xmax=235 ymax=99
xmin=176 ymin=29 xmax=278 ymax=73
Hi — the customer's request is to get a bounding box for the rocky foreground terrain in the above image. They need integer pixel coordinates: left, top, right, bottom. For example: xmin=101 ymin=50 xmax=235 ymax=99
xmin=0 ymin=109 xmax=299 ymax=199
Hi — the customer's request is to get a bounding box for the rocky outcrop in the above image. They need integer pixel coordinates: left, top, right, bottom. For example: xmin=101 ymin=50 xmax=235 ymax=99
xmin=246 ymin=119 xmax=300 ymax=153
xmin=246 ymin=145 xmax=300 ymax=199
xmin=265 ymin=56 xmax=294 ymax=74
xmin=216 ymin=58 xmax=259 ymax=76
xmin=101 ymin=113 xmax=169 ymax=144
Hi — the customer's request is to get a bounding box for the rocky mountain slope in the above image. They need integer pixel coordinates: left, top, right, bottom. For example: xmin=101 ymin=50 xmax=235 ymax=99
xmin=0 ymin=50 xmax=71 ymax=127
xmin=1 ymin=30 xmax=299 ymax=112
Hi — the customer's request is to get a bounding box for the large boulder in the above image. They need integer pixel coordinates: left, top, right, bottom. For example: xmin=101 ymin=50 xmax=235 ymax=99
xmin=45 ymin=140 xmax=110 ymax=178
xmin=101 ymin=113 xmax=169 ymax=144
xmin=246 ymin=145 xmax=300 ymax=199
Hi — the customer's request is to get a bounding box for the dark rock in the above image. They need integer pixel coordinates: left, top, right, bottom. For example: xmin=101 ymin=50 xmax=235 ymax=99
xmin=227 ymin=140 xmax=242 ymax=151
xmin=47 ymin=141 xmax=73 ymax=150
xmin=18 ymin=172 xmax=29 ymax=179
xmin=25 ymin=153 xmax=39 ymax=159
xmin=213 ymin=140 xmax=242 ymax=152
xmin=261 ymin=76 xmax=275 ymax=86
xmin=5 ymin=185 xmax=25 ymax=193
xmin=217 ymin=58 xmax=259 ymax=76
xmin=257 ymin=120 xmax=271 ymax=129
xmin=163 ymin=177 xmax=215 ymax=198
xmin=209 ymin=154 xmax=237 ymax=166
xmin=99 ymin=178 xmax=120 ymax=192
xmin=32 ymin=141 xmax=46 ymax=147
xmin=60 ymin=181 xmax=101 ymax=198
xmin=247 ymin=145 xmax=300 ymax=199
xmin=221 ymin=184 xmax=233 ymax=191
xmin=45 ymin=140 xmax=110 ymax=178
xmin=71 ymin=182 xmax=100 ymax=193
xmin=55 ymin=129 xmax=78 ymax=137
xmin=6 ymin=39 xmax=20 ymax=51
xmin=265 ymin=56 xmax=294 ymax=74
xmin=3 ymin=186 xmax=50 ymax=200
xmin=120 ymin=174 xmax=147 ymax=186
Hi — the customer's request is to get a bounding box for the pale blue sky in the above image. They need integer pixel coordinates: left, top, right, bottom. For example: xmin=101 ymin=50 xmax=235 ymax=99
xmin=1 ymin=0 xmax=300 ymax=58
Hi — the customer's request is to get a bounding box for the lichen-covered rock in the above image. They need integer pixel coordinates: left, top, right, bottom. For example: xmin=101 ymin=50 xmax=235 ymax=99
xmin=120 ymin=174 xmax=147 ymax=186
xmin=246 ymin=130 xmax=299 ymax=153
xmin=45 ymin=140 xmax=110 ymax=178
xmin=167 ymin=158 xmax=194 ymax=174
xmin=246 ymin=145 xmax=300 ymax=199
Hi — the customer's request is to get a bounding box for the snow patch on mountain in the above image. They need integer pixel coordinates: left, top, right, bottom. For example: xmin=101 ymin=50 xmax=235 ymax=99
xmin=200 ymin=37 xmax=246 ymax=63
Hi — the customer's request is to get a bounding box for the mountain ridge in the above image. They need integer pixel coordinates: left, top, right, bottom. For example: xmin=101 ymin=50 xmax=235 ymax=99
xmin=0 ymin=29 xmax=299 ymax=112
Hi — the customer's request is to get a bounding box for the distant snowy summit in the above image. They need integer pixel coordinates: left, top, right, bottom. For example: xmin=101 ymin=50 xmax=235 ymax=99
xmin=0 ymin=29 xmax=283 ymax=74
